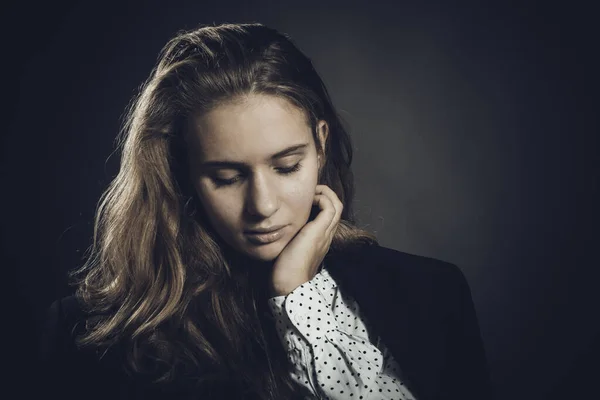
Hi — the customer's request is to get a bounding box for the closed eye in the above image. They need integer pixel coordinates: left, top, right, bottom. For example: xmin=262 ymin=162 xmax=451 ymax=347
xmin=277 ymin=162 xmax=302 ymax=175
xmin=211 ymin=162 xmax=303 ymax=188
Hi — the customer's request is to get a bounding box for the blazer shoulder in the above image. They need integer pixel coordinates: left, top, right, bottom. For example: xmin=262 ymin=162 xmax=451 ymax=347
xmin=361 ymin=243 xmax=465 ymax=282
xmin=40 ymin=295 xmax=90 ymax=358
xmin=328 ymin=242 xmax=469 ymax=303
xmin=45 ymin=295 xmax=89 ymax=331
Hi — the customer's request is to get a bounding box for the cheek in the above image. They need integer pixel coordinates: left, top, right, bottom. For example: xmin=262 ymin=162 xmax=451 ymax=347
xmin=195 ymin=183 xmax=240 ymax=226
xmin=284 ymin=168 xmax=318 ymax=214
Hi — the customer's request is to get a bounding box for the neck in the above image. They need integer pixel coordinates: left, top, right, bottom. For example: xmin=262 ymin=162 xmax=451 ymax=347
xmin=223 ymin=246 xmax=277 ymax=298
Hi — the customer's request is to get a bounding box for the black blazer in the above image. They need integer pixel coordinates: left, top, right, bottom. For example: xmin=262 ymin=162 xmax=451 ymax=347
xmin=38 ymin=243 xmax=493 ymax=400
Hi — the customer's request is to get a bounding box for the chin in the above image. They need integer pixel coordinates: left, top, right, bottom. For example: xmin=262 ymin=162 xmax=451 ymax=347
xmin=244 ymin=244 xmax=284 ymax=262
xmin=239 ymin=238 xmax=289 ymax=262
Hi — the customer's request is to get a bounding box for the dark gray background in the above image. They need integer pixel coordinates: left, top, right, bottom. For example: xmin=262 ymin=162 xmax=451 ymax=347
xmin=4 ymin=1 xmax=599 ymax=399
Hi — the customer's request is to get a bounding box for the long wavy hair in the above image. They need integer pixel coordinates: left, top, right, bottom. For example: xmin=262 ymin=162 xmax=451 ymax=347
xmin=69 ymin=22 xmax=378 ymax=399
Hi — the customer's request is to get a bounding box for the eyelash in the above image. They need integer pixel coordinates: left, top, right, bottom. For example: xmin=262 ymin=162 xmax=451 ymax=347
xmin=212 ymin=162 xmax=303 ymax=187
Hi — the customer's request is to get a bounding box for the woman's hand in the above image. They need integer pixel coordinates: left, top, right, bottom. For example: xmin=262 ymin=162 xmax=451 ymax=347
xmin=270 ymin=184 xmax=343 ymax=296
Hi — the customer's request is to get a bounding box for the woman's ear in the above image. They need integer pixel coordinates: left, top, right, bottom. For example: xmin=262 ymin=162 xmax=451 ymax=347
xmin=316 ymin=120 xmax=329 ymax=162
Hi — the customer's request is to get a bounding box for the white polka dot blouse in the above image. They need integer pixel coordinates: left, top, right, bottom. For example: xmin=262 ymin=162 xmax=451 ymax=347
xmin=267 ymin=263 xmax=417 ymax=400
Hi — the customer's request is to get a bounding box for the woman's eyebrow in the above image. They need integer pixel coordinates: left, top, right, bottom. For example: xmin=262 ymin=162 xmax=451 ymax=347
xmin=199 ymin=143 xmax=309 ymax=170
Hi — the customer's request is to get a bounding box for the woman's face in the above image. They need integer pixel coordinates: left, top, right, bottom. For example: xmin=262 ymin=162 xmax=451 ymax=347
xmin=186 ymin=93 xmax=328 ymax=263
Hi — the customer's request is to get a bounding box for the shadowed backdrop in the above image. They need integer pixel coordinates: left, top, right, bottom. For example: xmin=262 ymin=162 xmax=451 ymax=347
xmin=4 ymin=1 xmax=598 ymax=399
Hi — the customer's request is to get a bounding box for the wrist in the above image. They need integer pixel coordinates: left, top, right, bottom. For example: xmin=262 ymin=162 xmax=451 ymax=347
xmin=271 ymin=267 xmax=325 ymax=297
xmin=269 ymin=283 xmax=292 ymax=297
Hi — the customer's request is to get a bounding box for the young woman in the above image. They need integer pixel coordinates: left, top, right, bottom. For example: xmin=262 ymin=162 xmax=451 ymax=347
xmin=39 ymin=23 xmax=493 ymax=400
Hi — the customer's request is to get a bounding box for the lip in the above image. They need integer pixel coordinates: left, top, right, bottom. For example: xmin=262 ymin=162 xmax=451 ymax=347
xmin=245 ymin=226 xmax=286 ymax=245
xmin=244 ymin=224 xmax=286 ymax=234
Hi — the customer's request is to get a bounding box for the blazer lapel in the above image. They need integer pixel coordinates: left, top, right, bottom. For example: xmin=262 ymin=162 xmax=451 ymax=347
xmin=324 ymin=244 xmax=432 ymax=400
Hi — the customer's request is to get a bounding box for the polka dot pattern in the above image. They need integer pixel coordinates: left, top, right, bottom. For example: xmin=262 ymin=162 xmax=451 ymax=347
xmin=267 ymin=264 xmax=417 ymax=400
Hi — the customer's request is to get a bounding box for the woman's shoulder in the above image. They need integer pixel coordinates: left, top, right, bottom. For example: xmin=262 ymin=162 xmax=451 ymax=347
xmin=39 ymin=295 xmax=91 ymax=362
xmin=326 ymin=242 xmax=472 ymax=307
xmin=43 ymin=295 xmax=89 ymax=335
xmin=39 ymin=295 xmax=148 ymax=399
xmin=48 ymin=294 xmax=86 ymax=315
xmin=333 ymin=242 xmax=465 ymax=282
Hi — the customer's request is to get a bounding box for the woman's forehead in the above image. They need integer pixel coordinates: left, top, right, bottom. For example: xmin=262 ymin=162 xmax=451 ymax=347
xmin=187 ymin=94 xmax=313 ymax=163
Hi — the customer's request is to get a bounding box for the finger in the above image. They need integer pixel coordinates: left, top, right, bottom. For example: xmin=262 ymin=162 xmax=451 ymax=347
xmin=305 ymin=194 xmax=334 ymax=239
xmin=316 ymin=185 xmax=344 ymax=214
xmin=312 ymin=193 xmax=339 ymax=239
xmin=314 ymin=188 xmax=341 ymax=240
xmin=315 ymin=185 xmax=343 ymax=226
xmin=312 ymin=193 xmax=336 ymax=224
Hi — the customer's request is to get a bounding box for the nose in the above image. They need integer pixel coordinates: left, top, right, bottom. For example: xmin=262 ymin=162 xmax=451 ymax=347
xmin=244 ymin=170 xmax=279 ymax=218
